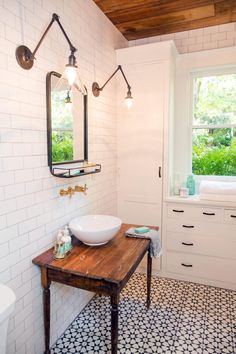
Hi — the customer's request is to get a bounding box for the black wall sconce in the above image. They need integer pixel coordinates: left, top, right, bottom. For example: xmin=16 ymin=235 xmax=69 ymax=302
xmin=92 ymin=65 xmax=133 ymax=108
xmin=15 ymin=13 xmax=84 ymax=91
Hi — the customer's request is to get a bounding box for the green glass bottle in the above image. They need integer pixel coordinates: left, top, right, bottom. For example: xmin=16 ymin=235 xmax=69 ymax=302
xmin=186 ymin=174 xmax=195 ymax=195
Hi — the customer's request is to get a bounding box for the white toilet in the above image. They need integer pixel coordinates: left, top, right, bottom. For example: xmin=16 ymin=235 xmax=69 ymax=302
xmin=0 ymin=284 xmax=16 ymax=354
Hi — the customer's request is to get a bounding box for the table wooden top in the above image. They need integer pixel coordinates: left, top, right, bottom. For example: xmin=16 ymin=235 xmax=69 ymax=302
xmin=32 ymin=223 xmax=155 ymax=285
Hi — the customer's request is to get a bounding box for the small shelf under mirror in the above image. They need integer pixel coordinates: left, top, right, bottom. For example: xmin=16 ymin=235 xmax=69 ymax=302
xmin=50 ymin=163 xmax=101 ymax=178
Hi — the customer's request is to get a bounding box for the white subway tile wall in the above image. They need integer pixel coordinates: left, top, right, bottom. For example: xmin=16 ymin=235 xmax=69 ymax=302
xmin=0 ymin=1 xmax=127 ymax=353
xmin=129 ymin=22 xmax=236 ymax=53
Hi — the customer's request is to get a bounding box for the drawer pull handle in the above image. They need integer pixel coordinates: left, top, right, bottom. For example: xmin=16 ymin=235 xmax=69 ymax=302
xmin=173 ymin=209 xmax=184 ymax=213
xmin=230 ymin=214 xmax=236 ymax=218
xmin=181 ymin=263 xmax=193 ymax=267
xmin=203 ymin=212 xmax=215 ymax=216
xmin=182 ymin=242 xmax=193 ymax=246
xmin=182 ymin=225 xmax=194 ymax=228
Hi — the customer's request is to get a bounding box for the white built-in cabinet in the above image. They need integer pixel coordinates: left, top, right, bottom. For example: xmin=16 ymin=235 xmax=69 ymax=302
xmin=116 ymin=43 xmax=236 ymax=290
xmin=116 ymin=41 xmax=177 ymax=273
xmin=160 ymin=46 xmax=236 ymax=291
xmin=162 ymin=198 xmax=236 ymax=290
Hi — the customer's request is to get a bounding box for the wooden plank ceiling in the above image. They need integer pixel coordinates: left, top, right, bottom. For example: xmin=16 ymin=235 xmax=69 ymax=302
xmin=93 ymin=0 xmax=236 ymax=40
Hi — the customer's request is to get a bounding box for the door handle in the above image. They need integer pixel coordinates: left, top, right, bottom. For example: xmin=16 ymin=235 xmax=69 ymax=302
xmin=158 ymin=166 xmax=161 ymax=178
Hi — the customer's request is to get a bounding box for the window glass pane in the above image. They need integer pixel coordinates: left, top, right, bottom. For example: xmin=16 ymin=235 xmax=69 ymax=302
xmin=193 ymin=74 xmax=236 ymax=125
xmin=192 ymin=128 xmax=236 ymax=176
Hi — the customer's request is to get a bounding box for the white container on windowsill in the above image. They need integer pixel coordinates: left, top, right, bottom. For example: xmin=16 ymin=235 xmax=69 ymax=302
xmin=179 ymin=187 xmax=189 ymax=198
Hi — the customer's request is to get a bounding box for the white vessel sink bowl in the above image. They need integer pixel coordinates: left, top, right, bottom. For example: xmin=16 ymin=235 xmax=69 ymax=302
xmin=69 ymin=215 xmax=122 ymax=246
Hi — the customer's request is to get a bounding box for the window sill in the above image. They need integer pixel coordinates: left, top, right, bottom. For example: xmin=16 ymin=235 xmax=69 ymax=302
xmin=165 ymin=195 xmax=236 ymax=208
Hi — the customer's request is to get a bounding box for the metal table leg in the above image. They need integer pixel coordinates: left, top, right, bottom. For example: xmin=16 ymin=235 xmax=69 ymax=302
xmin=111 ymin=293 xmax=119 ymax=354
xmin=42 ymin=268 xmax=51 ymax=354
xmin=147 ymin=246 xmax=152 ymax=308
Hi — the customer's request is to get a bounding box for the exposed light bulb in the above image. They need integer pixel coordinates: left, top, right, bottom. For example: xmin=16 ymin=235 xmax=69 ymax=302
xmin=125 ymin=89 xmax=133 ymax=109
xmin=125 ymin=97 xmax=133 ymax=109
xmin=65 ymin=66 xmax=77 ymax=86
xmin=66 ymin=101 xmax=72 ymax=110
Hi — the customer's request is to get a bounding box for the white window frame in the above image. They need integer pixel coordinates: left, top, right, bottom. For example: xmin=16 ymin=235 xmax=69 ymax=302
xmin=189 ymin=68 xmax=236 ymax=180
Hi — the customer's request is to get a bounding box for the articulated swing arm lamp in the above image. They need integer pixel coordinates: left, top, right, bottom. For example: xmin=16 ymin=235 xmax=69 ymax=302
xmin=16 ymin=13 xmax=77 ymax=70
xmin=92 ymin=65 xmax=133 ymax=107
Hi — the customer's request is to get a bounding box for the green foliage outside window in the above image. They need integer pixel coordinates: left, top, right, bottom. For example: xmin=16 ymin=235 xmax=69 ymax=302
xmin=52 ymin=131 xmax=73 ymax=163
xmin=192 ymin=74 xmax=236 ymax=176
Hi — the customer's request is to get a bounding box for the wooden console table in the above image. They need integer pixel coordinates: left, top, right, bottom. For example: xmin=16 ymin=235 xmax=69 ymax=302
xmin=32 ymin=223 xmax=155 ymax=354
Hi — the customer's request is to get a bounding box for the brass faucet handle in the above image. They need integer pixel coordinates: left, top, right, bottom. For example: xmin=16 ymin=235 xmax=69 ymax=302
xmin=60 ymin=189 xmax=67 ymax=196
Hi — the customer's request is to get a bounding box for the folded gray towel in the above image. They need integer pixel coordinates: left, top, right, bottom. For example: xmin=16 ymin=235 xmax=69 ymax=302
xmin=125 ymin=228 xmax=162 ymax=258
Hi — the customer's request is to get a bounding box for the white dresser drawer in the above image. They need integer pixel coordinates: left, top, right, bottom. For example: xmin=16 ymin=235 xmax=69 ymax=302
xmin=200 ymin=207 xmax=222 ymax=222
xmin=167 ymin=218 xmax=216 ymax=236
xmin=167 ymin=203 xmax=222 ymax=223
xmin=166 ymin=231 xmax=236 ymax=259
xmin=223 ymin=209 xmax=236 ymax=224
xmin=167 ymin=204 xmax=195 ymax=218
xmin=166 ymin=218 xmax=236 ymax=237
xmin=166 ymin=251 xmax=236 ymax=284
xmin=167 ymin=218 xmax=197 ymax=234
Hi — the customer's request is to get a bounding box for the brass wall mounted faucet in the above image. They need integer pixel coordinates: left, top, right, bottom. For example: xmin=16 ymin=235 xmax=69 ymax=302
xmin=60 ymin=184 xmax=88 ymax=197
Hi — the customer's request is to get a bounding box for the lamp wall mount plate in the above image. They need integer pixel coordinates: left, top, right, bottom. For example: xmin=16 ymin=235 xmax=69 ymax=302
xmin=92 ymin=82 xmax=100 ymax=97
xmin=15 ymin=45 xmax=34 ymax=70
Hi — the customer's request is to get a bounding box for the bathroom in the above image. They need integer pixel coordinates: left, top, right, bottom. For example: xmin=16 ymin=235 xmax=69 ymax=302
xmin=0 ymin=0 xmax=236 ymax=353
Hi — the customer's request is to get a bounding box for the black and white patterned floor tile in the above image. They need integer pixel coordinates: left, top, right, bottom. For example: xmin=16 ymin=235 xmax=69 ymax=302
xmin=51 ymin=274 xmax=236 ymax=354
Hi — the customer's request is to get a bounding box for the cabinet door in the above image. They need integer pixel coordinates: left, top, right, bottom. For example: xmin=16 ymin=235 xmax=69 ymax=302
xmin=117 ymin=62 xmax=165 ymax=226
